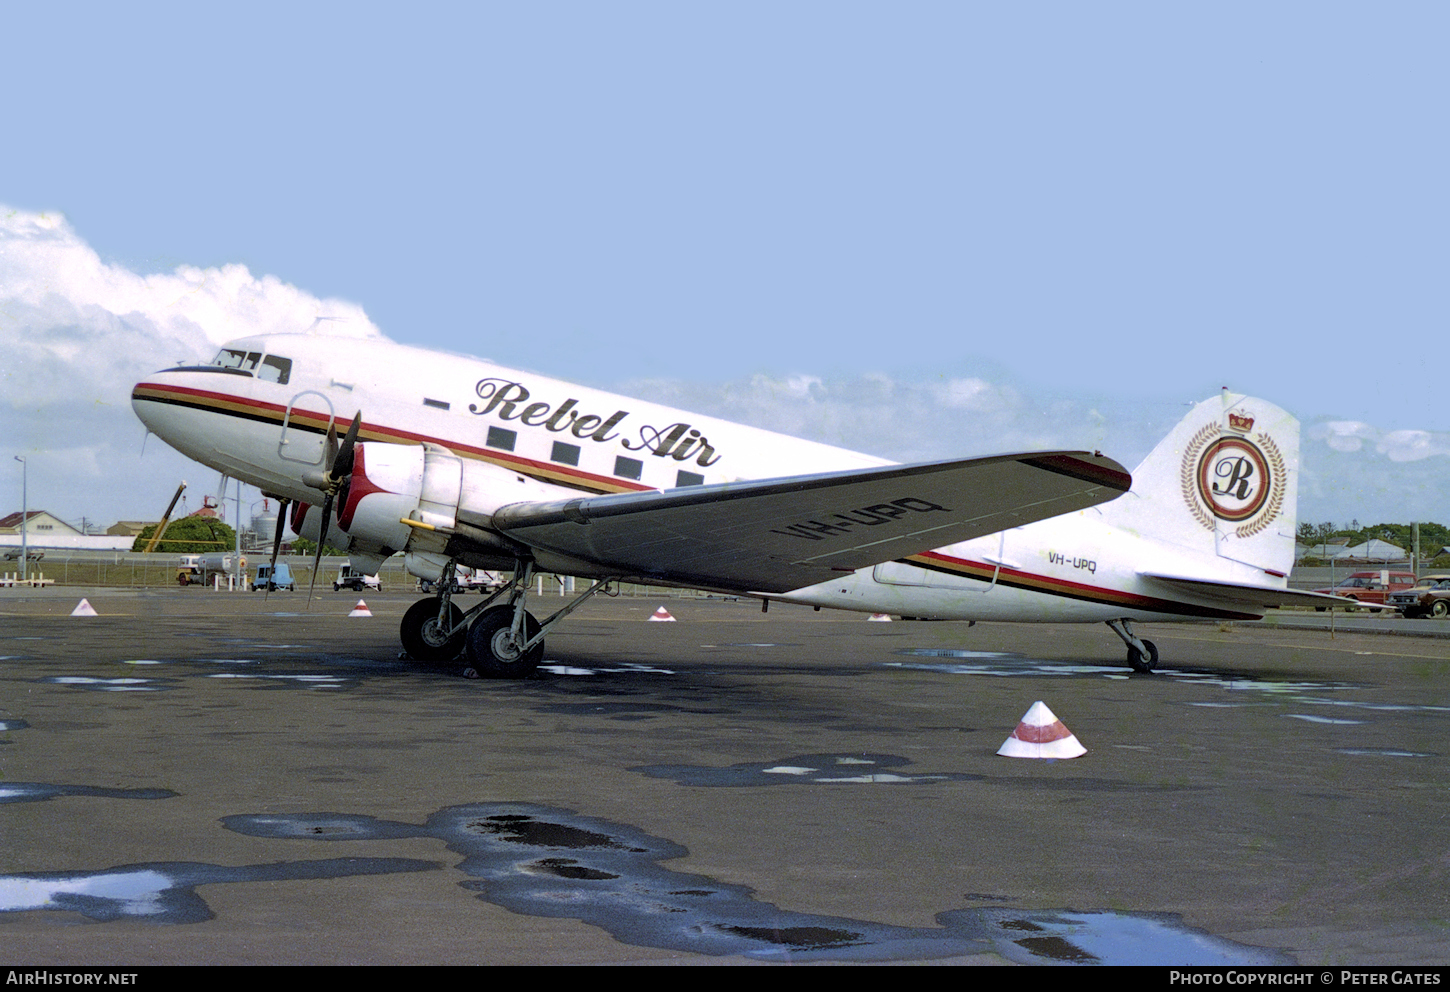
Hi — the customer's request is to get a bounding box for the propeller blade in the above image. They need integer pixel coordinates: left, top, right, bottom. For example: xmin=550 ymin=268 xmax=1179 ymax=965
xmin=305 ymin=493 xmax=334 ymax=609
xmin=334 ymin=411 xmax=362 ymax=478
xmin=263 ymin=498 xmax=289 ymax=602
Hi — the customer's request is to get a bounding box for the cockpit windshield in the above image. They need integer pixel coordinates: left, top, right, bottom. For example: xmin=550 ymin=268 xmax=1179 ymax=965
xmin=206 ymin=349 xmax=292 ymax=384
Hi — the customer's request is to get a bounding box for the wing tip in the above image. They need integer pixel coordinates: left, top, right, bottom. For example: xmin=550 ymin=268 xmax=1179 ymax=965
xmin=1022 ymin=454 xmax=1132 ymax=492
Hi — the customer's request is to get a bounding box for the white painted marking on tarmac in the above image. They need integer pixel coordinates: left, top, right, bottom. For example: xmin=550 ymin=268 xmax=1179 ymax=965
xmin=1284 ymin=714 xmax=1363 ymax=725
xmin=762 ymin=766 xmax=816 ymax=775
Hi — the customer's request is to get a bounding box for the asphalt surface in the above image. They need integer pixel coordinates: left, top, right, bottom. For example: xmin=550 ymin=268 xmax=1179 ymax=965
xmin=1 ymin=588 xmax=1448 ymax=965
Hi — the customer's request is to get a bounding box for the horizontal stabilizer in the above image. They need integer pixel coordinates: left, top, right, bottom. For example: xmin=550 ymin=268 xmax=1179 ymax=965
xmin=1140 ymin=573 xmax=1386 ymax=611
xmin=492 ymin=452 xmax=1130 ymax=593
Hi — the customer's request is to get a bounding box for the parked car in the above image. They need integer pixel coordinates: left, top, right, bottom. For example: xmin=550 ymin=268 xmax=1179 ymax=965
xmin=1311 ymin=570 xmax=1417 ymax=610
xmin=1388 ymin=574 xmax=1450 ymax=619
xmin=3 ymin=548 xmax=44 ymax=561
xmin=251 ymin=562 xmax=295 ymax=592
xmin=334 ymin=562 xmax=381 ymax=592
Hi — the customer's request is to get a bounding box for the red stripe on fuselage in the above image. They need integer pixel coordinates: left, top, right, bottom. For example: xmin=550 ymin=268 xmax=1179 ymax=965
xmin=132 ymin=382 xmax=650 ymax=497
xmin=904 ymin=550 xmax=1258 ymax=620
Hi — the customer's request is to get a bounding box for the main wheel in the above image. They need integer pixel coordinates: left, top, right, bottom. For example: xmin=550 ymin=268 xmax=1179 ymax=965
xmin=400 ymin=598 xmax=466 ymax=662
xmin=1128 ymin=639 xmax=1159 ymax=673
xmin=465 ymin=605 xmax=543 ymax=679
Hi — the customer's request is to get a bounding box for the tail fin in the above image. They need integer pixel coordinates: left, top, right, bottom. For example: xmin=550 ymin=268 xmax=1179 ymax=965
xmin=1098 ymin=392 xmax=1299 ymax=576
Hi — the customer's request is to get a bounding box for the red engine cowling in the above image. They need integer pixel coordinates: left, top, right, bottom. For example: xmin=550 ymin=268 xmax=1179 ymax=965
xmin=291 ymin=442 xmax=463 ymax=559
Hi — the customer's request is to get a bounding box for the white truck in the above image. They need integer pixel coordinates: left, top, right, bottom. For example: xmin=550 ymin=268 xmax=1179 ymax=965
xmin=334 ymin=562 xmax=382 ymax=592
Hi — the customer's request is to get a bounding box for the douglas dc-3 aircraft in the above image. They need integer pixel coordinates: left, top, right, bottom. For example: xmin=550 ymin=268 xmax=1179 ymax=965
xmin=132 ymin=334 xmax=1345 ymax=678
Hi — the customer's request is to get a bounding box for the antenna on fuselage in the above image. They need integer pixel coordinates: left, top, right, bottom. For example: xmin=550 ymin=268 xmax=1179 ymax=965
xmin=303 ymin=316 xmax=345 ymax=335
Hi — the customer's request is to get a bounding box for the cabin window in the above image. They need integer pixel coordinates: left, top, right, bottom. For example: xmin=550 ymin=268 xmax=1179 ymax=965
xmin=675 ymin=471 xmax=704 ymax=487
xmin=259 ymin=355 xmax=292 ymax=385
xmin=551 ymin=442 xmax=580 ymax=466
xmin=613 ymin=456 xmax=642 ymax=481
xmin=424 ymin=398 xmax=450 ymax=410
xmin=487 ymin=427 xmax=517 ymax=451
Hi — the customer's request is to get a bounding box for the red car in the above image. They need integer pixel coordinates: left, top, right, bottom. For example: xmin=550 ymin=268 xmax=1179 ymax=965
xmin=1312 ymin=570 xmax=1417 ymax=610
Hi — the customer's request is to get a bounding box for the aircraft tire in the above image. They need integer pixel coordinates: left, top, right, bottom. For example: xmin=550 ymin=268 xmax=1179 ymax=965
xmin=1128 ymin=639 xmax=1158 ymax=674
xmin=400 ymin=598 xmax=466 ymax=662
xmin=465 ymin=605 xmax=543 ymax=679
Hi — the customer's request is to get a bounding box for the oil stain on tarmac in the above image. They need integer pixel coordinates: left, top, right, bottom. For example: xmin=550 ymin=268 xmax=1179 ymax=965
xmin=221 ymin=802 xmax=1291 ymax=965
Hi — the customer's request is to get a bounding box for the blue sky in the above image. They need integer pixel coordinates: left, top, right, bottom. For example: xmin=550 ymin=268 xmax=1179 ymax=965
xmin=2 ymin=2 xmax=1447 ymax=532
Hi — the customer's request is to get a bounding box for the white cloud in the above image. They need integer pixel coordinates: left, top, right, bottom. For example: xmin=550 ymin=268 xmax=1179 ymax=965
xmin=1308 ymin=420 xmax=1450 ymax=462
xmin=0 ymin=205 xmax=386 ymax=524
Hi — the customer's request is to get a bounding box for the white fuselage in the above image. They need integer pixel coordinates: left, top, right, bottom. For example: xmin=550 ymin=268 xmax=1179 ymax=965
xmin=132 ymin=333 xmax=1270 ymax=623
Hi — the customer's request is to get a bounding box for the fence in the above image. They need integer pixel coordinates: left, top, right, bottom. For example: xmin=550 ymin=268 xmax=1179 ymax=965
xmin=0 ymin=551 xmax=717 ymax=599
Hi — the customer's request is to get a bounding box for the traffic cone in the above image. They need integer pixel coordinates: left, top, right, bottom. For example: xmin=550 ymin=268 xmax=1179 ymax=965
xmin=70 ymin=599 xmax=98 ymax=617
xmin=868 ymin=613 xmax=892 ymax=622
xmin=997 ymin=701 xmax=1086 ymax=759
xmin=349 ymin=600 xmax=373 ymax=617
xmin=648 ymin=606 xmax=676 ymax=621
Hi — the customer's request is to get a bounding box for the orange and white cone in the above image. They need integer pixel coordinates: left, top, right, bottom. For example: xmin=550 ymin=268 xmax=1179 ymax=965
xmin=348 ymin=600 xmax=373 ymax=617
xmin=867 ymin=613 xmax=892 ymax=622
xmin=997 ymin=701 xmax=1086 ymax=759
xmin=648 ymin=606 xmax=676 ymax=621
xmin=70 ymin=598 xmax=98 ymax=617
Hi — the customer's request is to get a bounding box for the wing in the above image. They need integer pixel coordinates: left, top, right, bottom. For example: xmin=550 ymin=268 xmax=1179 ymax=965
xmin=489 ymin=452 xmax=1130 ymax=594
xmin=1140 ymin=573 xmax=1389 ymax=611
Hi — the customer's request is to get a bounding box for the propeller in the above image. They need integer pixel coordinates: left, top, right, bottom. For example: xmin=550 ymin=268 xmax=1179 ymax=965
xmin=305 ymin=411 xmax=362 ymax=607
xmin=263 ymin=496 xmax=290 ymax=602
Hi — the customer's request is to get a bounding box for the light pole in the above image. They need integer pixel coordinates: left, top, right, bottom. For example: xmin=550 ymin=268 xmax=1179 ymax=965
xmin=13 ymin=456 xmax=26 ymax=583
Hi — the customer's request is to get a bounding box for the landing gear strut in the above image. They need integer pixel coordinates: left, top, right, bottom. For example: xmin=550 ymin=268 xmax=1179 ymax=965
xmin=400 ymin=558 xmax=616 ymax=679
xmin=1106 ymin=618 xmax=1158 ymax=673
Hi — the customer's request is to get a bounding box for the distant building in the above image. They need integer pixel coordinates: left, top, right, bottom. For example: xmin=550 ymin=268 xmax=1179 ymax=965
xmin=0 ymin=510 xmax=134 ymax=552
xmin=0 ymin=511 xmax=83 ymax=536
xmin=107 ymin=521 xmax=156 ymax=537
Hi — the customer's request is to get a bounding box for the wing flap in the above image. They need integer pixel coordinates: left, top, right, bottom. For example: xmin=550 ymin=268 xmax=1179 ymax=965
xmin=490 ymin=452 xmax=1130 ymax=593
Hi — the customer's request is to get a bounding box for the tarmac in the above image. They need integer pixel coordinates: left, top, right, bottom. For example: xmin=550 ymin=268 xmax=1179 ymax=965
xmin=1 ymin=587 xmax=1448 ymax=965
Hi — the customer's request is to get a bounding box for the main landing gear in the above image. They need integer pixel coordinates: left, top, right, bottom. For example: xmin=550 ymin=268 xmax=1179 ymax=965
xmin=1106 ymin=618 xmax=1158 ymax=673
xmin=397 ymin=559 xmax=614 ymax=679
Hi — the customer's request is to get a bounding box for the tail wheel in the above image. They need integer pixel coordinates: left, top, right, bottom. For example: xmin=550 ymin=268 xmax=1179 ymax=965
xmin=1128 ymin=639 xmax=1159 ymax=673
xmin=400 ymin=598 xmax=466 ymax=662
xmin=465 ymin=605 xmax=543 ymax=679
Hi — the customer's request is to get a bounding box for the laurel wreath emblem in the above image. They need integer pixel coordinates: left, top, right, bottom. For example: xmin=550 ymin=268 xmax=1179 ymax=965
xmin=1180 ymin=423 xmax=1219 ymax=531
xmin=1179 ymin=423 xmax=1286 ymax=537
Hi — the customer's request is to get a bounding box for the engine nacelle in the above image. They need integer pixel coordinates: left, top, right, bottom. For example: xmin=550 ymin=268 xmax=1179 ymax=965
xmin=296 ymin=441 xmax=564 ymax=579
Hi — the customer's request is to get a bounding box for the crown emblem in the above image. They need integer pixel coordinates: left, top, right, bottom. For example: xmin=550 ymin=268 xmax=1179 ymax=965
xmin=1227 ymin=412 xmax=1254 ymax=433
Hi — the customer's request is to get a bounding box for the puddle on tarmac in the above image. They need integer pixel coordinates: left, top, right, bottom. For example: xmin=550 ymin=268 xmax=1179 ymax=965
xmin=222 ymin=802 xmax=1289 ymax=964
xmin=0 ymin=783 xmax=175 ymax=805
xmin=0 ymin=719 xmax=28 ymax=732
xmin=0 ymin=858 xmax=437 ymax=923
xmin=37 ymin=676 xmax=167 ymax=692
xmin=539 ymin=662 xmax=676 ymax=676
xmin=632 ymin=752 xmax=980 ymax=788
xmin=204 ymin=673 xmax=350 ymax=688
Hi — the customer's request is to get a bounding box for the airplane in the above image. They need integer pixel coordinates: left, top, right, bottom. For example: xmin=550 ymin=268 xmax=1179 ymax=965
xmin=131 ymin=334 xmax=1348 ymax=678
